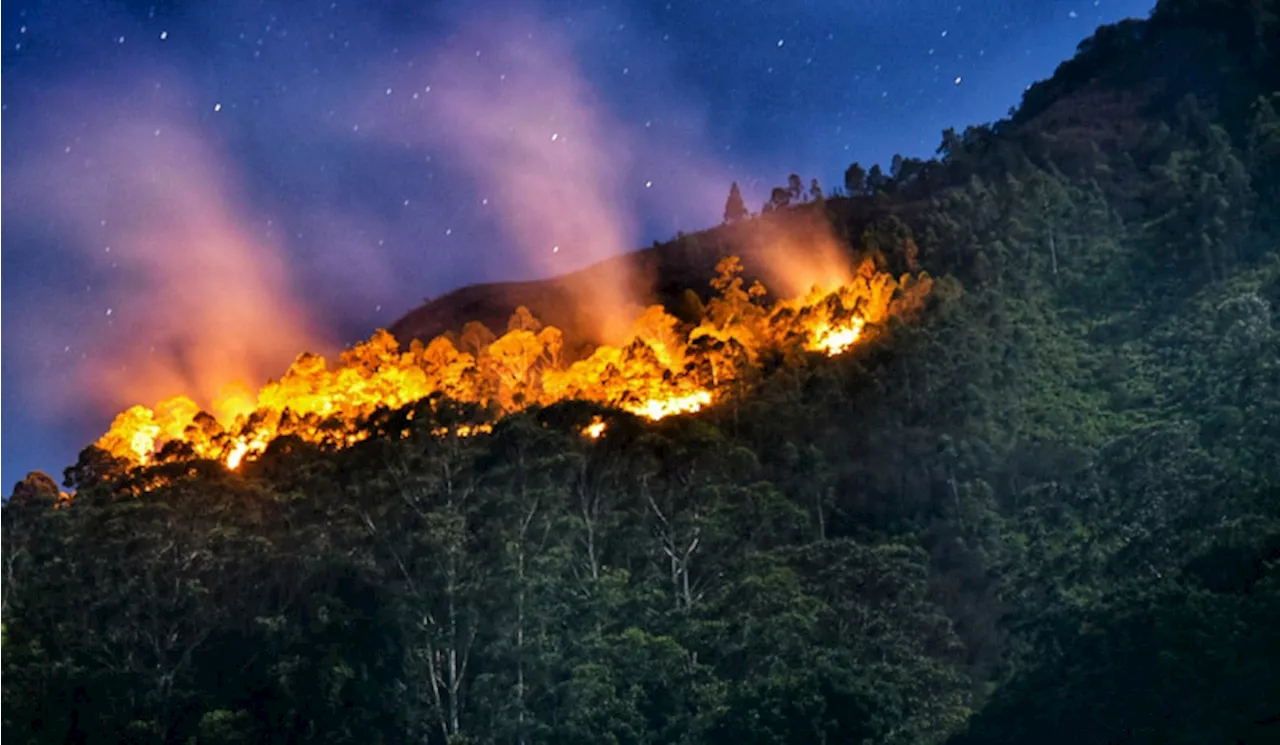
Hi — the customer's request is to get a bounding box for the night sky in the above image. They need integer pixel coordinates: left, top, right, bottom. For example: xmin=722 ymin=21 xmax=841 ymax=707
xmin=1 ymin=0 xmax=1155 ymax=484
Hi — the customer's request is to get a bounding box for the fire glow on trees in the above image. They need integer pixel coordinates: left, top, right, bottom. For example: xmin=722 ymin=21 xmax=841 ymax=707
xmin=95 ymin=256 xmax=932 ymax=470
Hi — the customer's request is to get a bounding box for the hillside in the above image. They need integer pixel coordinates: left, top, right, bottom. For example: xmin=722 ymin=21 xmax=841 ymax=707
xmin=4 ymin=1 xmax=1280 ymax=743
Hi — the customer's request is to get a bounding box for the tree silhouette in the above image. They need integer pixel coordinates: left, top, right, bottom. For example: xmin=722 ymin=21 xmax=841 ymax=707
xmin=809 ymin=178 xmax=824 ymax=202
xmin=787 ymin=173 xmax=804 ymax=202
xmin=844 ymin=163 xmax=867 ymax=196
xmin=866 ymin=164 xmax=889 ymax=194
xmin=723 ymin=182 xmax=749 ymax=223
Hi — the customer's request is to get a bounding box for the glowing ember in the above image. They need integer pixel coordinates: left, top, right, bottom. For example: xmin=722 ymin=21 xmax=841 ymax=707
xmin=93 ymin=256 xmax=931 ymax=473
xmin=810 ymin=317 xmax=866 ymax=356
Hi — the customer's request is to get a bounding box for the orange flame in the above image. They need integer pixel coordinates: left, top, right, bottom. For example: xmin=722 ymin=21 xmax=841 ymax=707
xmin=624 ymin=391 xmax=713 ymax=421
xmin=226 ymin=432 xmax=272 ymax=470
xmin=809 ymin=318 xmax=866 ymax=356
xmin=583 ymin=417 xmax=607 ymax=439
xmin=94 ymin=256 xmax=931 ymax=471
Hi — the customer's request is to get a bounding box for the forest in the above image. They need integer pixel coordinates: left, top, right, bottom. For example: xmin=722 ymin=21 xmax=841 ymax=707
xmin=4 ymin=0 xmax=1279 ymax=742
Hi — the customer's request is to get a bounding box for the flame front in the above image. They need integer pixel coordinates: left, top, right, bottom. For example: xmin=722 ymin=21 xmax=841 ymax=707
xmin=625 ymin=391 xmax=713 ymax=421
xmin=95 ymin=256 xmax=932 ymax=471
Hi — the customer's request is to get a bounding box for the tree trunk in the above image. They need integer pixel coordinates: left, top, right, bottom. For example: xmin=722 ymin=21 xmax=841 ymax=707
xmin=1048 ymin=232 xmax=1059 ymax=281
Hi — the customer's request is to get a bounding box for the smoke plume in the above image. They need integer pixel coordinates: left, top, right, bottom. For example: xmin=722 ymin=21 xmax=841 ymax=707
xmin=359 ymin=6 xmax=731 ymax=342
xmin=4 ymin=81 xmax=323 ymax=421
xmin=743 ymin=210 xmax=858 ymax=298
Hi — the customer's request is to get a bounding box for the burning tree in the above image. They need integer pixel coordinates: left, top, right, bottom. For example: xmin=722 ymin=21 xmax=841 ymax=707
xmin=723 ymin=182 xmax=749 ymax=223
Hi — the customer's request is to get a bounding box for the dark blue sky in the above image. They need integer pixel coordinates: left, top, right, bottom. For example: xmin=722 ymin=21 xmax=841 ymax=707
xmin=1 ymin=0 xmax=1155 ymax=485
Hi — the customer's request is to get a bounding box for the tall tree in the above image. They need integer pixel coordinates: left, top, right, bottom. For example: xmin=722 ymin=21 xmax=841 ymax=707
xmin=723 ymin=181 xmax=749 ymax=223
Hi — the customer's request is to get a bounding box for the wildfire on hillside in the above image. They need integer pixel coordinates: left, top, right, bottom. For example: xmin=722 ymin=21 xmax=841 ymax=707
xmin=95 ymin=256 xmax=932 ymax=470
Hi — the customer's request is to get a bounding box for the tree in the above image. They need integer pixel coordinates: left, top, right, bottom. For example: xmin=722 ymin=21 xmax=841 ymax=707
xmin=866 ymin=164 xmax=890 ymax=194
xmin=723 ymin=181 xmax=749 ymax=223
xmin=8 ymin=471 xmax=61 ymax=506
xmin=768 ymin=186 xmax=792 ymax=211
xmin=349 ymin=417 xmax=489 ymax=742
xmin=809 ymin=178 xmax=824 ymax=202
xmin=507 ymin=306 xmax=543 ymax=333
xmin=787 ymin=173 xmax=804 ymax=202
xmin=845 ymin=162 xmax=868 ymax=196
xmin=459 ymin=320 xmax=497 ymax=359
xmin=890 ymin=154 xmax=931 ymax=194
xmin=468 ymin=415 xmax=574 ymax=743
xmin=937 ymin=127 xmax=963 ymax=160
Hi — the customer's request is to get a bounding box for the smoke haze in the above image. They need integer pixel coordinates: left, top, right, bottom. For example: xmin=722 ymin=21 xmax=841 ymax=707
xmin=359 ymin=6 xmax=732 ymax=341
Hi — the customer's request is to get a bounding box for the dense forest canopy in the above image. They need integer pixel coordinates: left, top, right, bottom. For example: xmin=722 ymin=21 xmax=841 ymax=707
xmin=5 ymin=0 xmax=1280 ymax=742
